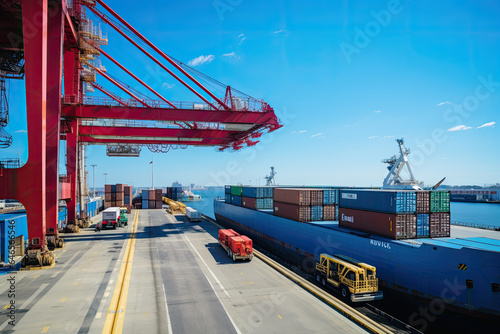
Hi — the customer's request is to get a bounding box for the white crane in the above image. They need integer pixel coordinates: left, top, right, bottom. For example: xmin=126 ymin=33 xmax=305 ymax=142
xmin=382 ymin=138 xmax=423 ymax=190
xmin=264 ymin=166 xmax=277 ymax=186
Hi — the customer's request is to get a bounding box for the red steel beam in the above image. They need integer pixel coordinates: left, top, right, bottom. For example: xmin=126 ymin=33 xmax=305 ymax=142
xmin=95 ymin=0 xmax=231 ymax=111
xmin=97 ymin=47 xmax=177 ymax=109
xmin=78 ymin=125 xmax=235 ymax=140
xmin=86 ymin=5 xmax=220 ymax=111
xmin=80 ymin=137 xmax=227 ymax=146
xmin=91 ymin=82 xmax=128 ymax=107
xmin=62 ymin=105 xmax=279 ymax=125
xmin=88 ymin=63 xmax=151 ymax=108
xmin=66 ymin=120 xmax=79 ymax=222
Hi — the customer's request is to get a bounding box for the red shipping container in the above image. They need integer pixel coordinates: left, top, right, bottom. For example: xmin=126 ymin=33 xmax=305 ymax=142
xmin=149 ymin=200 xmax=155 ymax=209
xmin=274 ymin=188 xmax=312 ymax=206
xmin=105 ymin=184 xmax=112 ymax=193
xmin=124 ymin=186 xmax=131 ymax=197
xmin=156 ymin=200 xmax=162 ymax=209
xmin=149 ymin=190 xmax=155 ymax=200
xmin=323 ymin=205 xmax=337 ymax=221
xmin=338 ymin=208 xmax=417 ymax=240
xmin=116 ymin=184 xmax=124 ymax=192
xmin=116 ymin=192 xmax=124 ymax=201
xmin=310 ymin=190 xmax=324 ymax=206
xmin=416 ymin=191 xmax=430 ymax=214
xmin=273 ymin=202 xmax=311 ymax=222
xmin=104 ymin=200 xmax=112 ymax=209
xmin=242 ymin=197 xmax=257 ymax=209
xmin=111 ymin=192 xmax=116 ymax=201
xmin=430 ymin=213 xmax=450 ymax=238
xmin=105 ymin=193 xmax=112 ymax=201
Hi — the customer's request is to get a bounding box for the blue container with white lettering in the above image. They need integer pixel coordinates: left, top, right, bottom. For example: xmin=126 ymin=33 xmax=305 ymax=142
xmin=339 ymin=189 xmax=416 ymax=214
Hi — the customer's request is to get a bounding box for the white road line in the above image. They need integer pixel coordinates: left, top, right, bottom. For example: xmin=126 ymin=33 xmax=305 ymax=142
xmin=95 ymin=312 xmax=102 ymax=319
xmin=157 ymin=248 xmax=173 ymax=334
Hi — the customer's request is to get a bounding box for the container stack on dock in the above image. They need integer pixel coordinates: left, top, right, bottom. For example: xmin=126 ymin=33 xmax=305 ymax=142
xmin=104 ymin=184 xmax=132 ymax=213
xmin=166 ymin=186 xmax=182 ymax=201
xmin=141 ymin=189 xmax=163 ymax=209
xmin=242 ymin=186 xmax=273 ymax=210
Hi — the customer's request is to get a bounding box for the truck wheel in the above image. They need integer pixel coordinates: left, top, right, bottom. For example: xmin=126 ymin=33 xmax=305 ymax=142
xmin=113 ymin=225 xmax=117 ymax=230
xmin=321 ymin=276 xmax=326 ymax=287
xmin=315 ymin=272 xmax=321 ymax=283
xmin=341 ymin=285 xmax=351 ymax=301
xmin=232 ymin=253 xmax=236 ymax=261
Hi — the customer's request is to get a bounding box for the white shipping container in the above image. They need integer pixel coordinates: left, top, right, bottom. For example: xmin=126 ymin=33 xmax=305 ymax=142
xmin=102 ymin=207 xmax=120 ymax=221
xmin=185 ymin=207 xmax=202 ymax=222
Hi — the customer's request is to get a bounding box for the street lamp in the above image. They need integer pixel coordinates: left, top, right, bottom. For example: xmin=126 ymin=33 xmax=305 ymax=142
xmin=103 ymin=172 xmax=108 ymax=186
xmin=91 ymin=164 xmax=97 ymax=198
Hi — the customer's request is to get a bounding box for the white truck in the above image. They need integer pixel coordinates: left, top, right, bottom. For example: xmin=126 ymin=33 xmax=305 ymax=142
xmin=185 ymin=207 xmax=202 ymax=222
xmin=102 ymin=207 xmax=121 ymax=229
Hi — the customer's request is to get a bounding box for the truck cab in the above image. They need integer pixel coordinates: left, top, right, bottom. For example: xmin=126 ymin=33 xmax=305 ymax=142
xmin=315 ymin=253 xmax=383 ymax=302
xmin=118 ymin=207 xmax=128 ymax=227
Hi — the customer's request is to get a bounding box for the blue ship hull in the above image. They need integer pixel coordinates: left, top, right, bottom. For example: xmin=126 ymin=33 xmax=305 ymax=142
xmin=214 ymin=200 xmax=500 ymax=318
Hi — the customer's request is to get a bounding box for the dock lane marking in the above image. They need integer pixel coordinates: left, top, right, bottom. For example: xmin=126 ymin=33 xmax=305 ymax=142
xmin=61 ymin=297 xmax=67 ymax=302
xmin=2 ymin=304 xmax=8 ymax=309
xmin=158 ymin=249 xmax=174 ymax=334
xmin=41 ymin=326 xmax=49 ymax=333
xmin=102 ymin=209 xmax=139 ymax=334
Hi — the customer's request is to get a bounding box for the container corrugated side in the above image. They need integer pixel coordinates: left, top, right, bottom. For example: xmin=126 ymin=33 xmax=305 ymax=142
xmin=256 ymin=198 xmax=273 ymax=210
xmin=225 ymin=185 xmax=231 ymax=194
xmin=242 ymin=197 xmax=257 ymax=209
xmin=416 ymin=191 xmax=430 ymax=213
xmin=231 ymin=195 xmax=242 ymax=206
xmin=310 ymin=190 xmax=324 ymax=206
xmin=142 ymin=200 xmax=148 ymax=209
xmin=430 ymin=212 xmax=450 ymax=237
xmin=311 ymin=206 xmax=323 ymax=221
xmin=273 ymin=188 xmax=312 ymax=206
xmin=273 ymin=202 xmax=311 ymax=222
xmin=430 ymin=191 xmax=450 ymax=213
xmin=323 ymin=205 xmax=337 ymax=221
xmin=231 ymin=186 xmax=243 ymax=196
xmin=339 ymin=208 xmax=416 ymax=240
xmin=142 ymin=189 xmax=149 ymax=200
xmin=339 ymin=189 xmax=416 ymax=214
xmin=416 ymin=214 xmax=430 ymax=238
xmin=242 ymin=186 xmax=274 ymax=198
xmin=323 ymin=189 xmax=338 ymax=205
xmin=225 ymin=194 xmax=231 ymax=204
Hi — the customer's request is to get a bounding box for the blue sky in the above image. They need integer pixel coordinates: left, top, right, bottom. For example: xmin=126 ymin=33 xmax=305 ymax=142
xmin=2 ymin=0 xmax=499 ymax=188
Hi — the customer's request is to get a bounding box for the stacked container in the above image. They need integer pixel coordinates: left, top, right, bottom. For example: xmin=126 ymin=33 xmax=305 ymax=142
xmin=166 ymin=186 xmax=183 ymax=201
xmin=429 ymin=191 xmax=451 ymax=237
xmin=104 ymin=183 xmax=131 ymax=211
xmin=142 ymin=189 xmax=149 ymax=209
xmin=241 ymin=186 xmax=273 ymax=210
xmin=323 ymin=188 xmax=339 ymax=221
xmin=142 ymin=189 xmax=164 ymax=209
xmin=273 ymin=188 xmax=323 ymax=222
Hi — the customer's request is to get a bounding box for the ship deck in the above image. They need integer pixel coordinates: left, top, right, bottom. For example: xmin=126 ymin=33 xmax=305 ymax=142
xmin=0 ymin=210 xmax=370 ymax=333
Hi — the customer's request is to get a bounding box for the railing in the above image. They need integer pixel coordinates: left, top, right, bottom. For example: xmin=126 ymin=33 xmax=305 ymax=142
xmin=0 ymin=158 xmax=20 ymax=169
xmin=451 ymin=221 xmax=500 ymax=231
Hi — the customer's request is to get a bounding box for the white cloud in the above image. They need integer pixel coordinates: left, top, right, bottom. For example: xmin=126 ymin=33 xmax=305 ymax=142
xmin=382 ymin=135 xmax=396 ymax=139
xmin=238 ymin=33 xmax=245 ymax=38
xmin=273 ymin=29 xmax=284 ymax=34
xmin=298 ymin=130 xmax=307 ymax=133
xmin=446 ymin=125 xmax=472 ymax=132
xmin=15 ymin=130 xmax=27 ymax=133
xmin=477 ymin=121 xmax=496 ymax=129
xmin=290 ymin=131 xmax=296 ymax=134
xmin=222 ymin=51 xmax=237 ymax=58
xmin=437 ymin=101 xmax=452 ymax=106
xmin=374 ymin=110 xmax=381 ymax=113
xmin=311 ymin=133 xmax=324 ymax=138
xmin=187 ymin=55 xmax=214 ymax=67
xmin=162 ymin=83 xmax=174 ymax=89
xmin=368 ymin=136 xmax=377 ymax=139
xmin=238 ymin=37 xmax=246 ymax=45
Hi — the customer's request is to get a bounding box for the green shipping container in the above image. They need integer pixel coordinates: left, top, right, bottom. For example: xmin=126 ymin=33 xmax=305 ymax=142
xmin=430 ymin=191 xmax=450 ymax=212
xmin=230 ymin=186 xmax=243 ymax=196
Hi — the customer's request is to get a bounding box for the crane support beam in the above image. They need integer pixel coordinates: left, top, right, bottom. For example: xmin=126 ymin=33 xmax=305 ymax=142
xmin=86 ymin=5 xmax=221 ymax=111
xmin=98 ymin=48 xmax=177 ymax=109
xmin=91 ymin=83 xmax=129 ymax=107
xmin=80 ymin=138 xmax=226 ymax=146
xmin=66 ymin=120 xmax=79 ymax=223
xmin=62 ymin=105 xmax=278 ymax=124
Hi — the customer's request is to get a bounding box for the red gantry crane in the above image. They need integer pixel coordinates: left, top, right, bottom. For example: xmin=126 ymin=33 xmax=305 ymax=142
xmin=0 ymin=0 xmax=282 ymax=267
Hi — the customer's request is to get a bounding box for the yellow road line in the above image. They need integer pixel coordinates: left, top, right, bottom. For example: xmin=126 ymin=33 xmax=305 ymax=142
xmin=41 ymin=326 xmax=49 ymax=333
xmin=3 ymin=304 xmax=9 ymax=309
xmin=61 ymin=297 xmax=67 ymax=303
xmin=102 ymin=210 xmax=139 ymax=334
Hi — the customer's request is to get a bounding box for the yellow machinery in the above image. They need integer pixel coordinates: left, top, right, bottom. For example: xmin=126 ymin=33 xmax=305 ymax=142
xmin=162 ymin=197 xmax=186 ymax=214
xmin=315 ymin=254 xmax=383 ymax=302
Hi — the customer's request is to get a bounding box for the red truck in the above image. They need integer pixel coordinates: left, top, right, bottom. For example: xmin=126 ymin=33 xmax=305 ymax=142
xmin=218 ymin=229 xmax=253 ymax=261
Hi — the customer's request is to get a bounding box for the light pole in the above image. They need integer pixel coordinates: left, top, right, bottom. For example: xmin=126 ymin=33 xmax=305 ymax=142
xmin=151 ymin=152 xmax=154 ymax=190
xmin=103 ymin=173 xmax=108 ymax=186
xmin=91 ymin=164 xmax=97 ymax=198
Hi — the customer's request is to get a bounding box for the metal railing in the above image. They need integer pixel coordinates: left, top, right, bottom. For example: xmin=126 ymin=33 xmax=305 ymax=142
xmin=451 ymin=221 xmax=500 ymax=231
xmin=0 ymin=158 xmax=20 ymax=169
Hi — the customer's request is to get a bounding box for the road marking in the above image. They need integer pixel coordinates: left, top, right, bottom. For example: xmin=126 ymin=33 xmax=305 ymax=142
xmin=96 ymin=312 xmax=102 ymax=319
xmin=102 ymin=209 xmax=138 ymax=334
xmin=74 ymin=282 xmax=78 ymax=286
xmin=245 ymin=281 xmax=254 ymax=285
xmin=34 ymin=275 xmax=40 ymax=278
xmin=240 ymin=273 xmax=244 ymax=275
xmin=41 ymin=326 xmax=49 ymax=333
xmin=82 ymin=268 xmax=87 ymax=271
xmin=278 ymin=315 xmax=282 ymax=319
xmin=61 ymin=297 xmax=67 ymax=302
xmin=104 ymin=292 xmax=109 ymax=297
xmin=158 ymin=249 xmax=173 ymax=334
xmin=3 ymin=304 xmax=9 ymax=309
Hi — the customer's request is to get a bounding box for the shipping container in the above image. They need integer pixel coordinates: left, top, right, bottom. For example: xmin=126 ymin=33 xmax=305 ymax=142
xmin=149 ymin=190 xmax=155 ymax=200
xmin=225 ymin=185 xmax=231 ymax=194
xmin=116 ymin=192 xmax=123 ymax=201
xmin=142 ymin=189 xmax=149 ymax=200
xmin=323 ymin=189 xmax=338 ymax=205
xmin=339 ymin=189 xmax=416 ymax=214
xmin=155 ymin=189 xmax=163 ymax=201
xmin=124 ymin=196 xmax=130 ymax=205
xmin=430 ymin=191 xmax=450 ymax=213
xmin=135 ymin=202 xmax=142 ymax=209
xmin=0 ymin=213 xmax=29 ymax=264
xmin=273 ymin=202 xmax=311 ymax=222
xmin=242 ymin=196 xmax=257 ymax=209
xmin=416 ymin=191 xmax=430 ymax=214
xmin=156 ymin=201 xmax=162 ymax=209
xmin=116 ymin=184 xmax=124 ymax=192
xmin=230 ymin=186 xmax=243 ymax=196
xmin=323 ymin=205 xmax=337 ymax=221
xmin=416 ymin=214 xmax=430 ymax=238
xmin=231 ymin=195 xmax=242 ymax=206
xmin=256 ymin=198 xmax=273 ymax=210
xmin=105 ymin=184 xmax=112 ymax=193
xmin=273 ymin=188 xmax=312 ymax=206
xmin=225 ymin=194 xmax=231 ymax=204
xmin=149 ymin=200 xmax=155 ymax=209
xmin=142 ymin=200 xmax=148 ymax=209
xmin=311 ymin=206 xmax=323 ymax=221
xmin=242 ymin=186 xmax=273 ymax=198
xmin=111 ymin=184 xmax=116 ymax=192
xmin=338 ymin=208 xmax=417 ymax=240
xmin=105 ymin=193 xmax=112 ymax=201
xmin=185 ymin=207 xmax=202 ymax=221
xmin=430 ymin=213 xmax=450 ymax=238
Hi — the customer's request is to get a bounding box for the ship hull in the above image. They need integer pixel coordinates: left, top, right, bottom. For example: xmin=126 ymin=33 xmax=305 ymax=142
xmin=214 ymin=200 xmax=500 ymax=321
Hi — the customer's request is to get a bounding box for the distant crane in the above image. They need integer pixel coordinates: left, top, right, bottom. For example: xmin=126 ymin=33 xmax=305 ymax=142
xmin=264 ymin=166 xmax=277 ymax=186
xmin=382 ymin=139 xmax=422 ymax=190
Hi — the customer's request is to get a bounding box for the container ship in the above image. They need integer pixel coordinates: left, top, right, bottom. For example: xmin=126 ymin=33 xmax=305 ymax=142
xmin=214 ymin=140 xmax=500 ymax=322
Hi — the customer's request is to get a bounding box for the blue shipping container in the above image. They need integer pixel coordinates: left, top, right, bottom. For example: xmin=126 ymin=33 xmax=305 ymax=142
xmin=142 ymin=200 xmax=149 ymax=209
xmin=231 ymin=195 xmax=242 ymax=206
xmin=311 ymin=206 xmax=324 ymax=221
xmin=242 ymin=187 xmax=274 ymax=198
xmin=339 ymin=189 xmax=416 ymax=214
xmin=142 ymin=189 xmax=149 ymax=200
xmin=417 ymin=214 xmax=430 ymax=238
xmin=225 ymin=185 xmax=231 ymax=194
xmin=58 ymin=207 xmax=67 ymax=228
xmin=111 ymin=185 xmax=116 ymax=192
xmin=0 ymin=213 xmax=29 ymax=264
xmin=256 ymin=198 xmax=273 ymax=210
xmin=323 ymin=189 xmax=338 ymax=205
xmin=225 ymin=194 xmax=231 ymax=203
xmin=124 ymin=196 xmax=130 ymax=205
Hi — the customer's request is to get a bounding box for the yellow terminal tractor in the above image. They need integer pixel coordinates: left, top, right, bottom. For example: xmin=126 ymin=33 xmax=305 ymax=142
xmin=315 ymin=254 xmax=383 ymax=302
